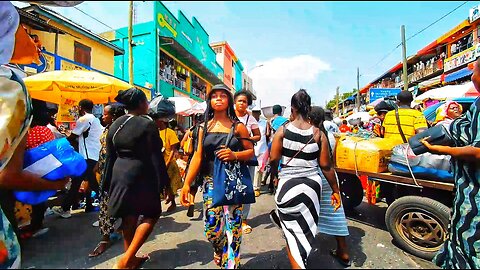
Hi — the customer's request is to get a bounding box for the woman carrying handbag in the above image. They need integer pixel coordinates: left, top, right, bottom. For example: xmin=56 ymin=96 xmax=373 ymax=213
xmin=180 ymin=84 xmax=254 ymax=269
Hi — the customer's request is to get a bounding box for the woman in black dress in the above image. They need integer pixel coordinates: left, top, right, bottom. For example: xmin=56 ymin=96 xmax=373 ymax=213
xmin=103 ymin=88 xmax=171 ymax=269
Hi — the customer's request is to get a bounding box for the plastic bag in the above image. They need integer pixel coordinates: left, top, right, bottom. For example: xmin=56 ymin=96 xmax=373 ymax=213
xmin=14 ymin=137 xmax=87 ymax=205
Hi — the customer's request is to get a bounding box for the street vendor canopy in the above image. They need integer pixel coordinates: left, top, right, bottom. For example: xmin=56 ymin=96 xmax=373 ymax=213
xmin=412 ymin=82 xmax=474 ymax=105
xmin=23 ymin=70 xmax=145 ymax=104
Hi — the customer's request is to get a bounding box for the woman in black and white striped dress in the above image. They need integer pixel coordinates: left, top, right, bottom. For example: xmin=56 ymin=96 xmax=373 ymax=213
xmin=269 ymin=90 xmax=342 ymax=269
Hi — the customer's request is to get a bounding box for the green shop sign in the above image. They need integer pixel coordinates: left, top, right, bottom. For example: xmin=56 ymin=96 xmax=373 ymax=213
xmin=154 ymin=1 xmax=223 ymax=82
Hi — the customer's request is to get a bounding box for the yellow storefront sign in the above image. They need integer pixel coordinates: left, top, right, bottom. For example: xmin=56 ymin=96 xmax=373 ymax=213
xmin=60 ymin=59 xmax=87 ymax=71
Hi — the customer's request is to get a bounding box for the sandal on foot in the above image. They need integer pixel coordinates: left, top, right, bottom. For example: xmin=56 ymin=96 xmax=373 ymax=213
xmin=329 ymin=249 xmax=351 ymax=267
xmin=166 ymin=203 xmax=176 ymax=213
xmin=186 ymin=204 xmax=195 ymax=217
xmin=213 ymin=252 xmax=222 ymax=267
xmin=133 ymin=254 xmax=150 ymax=269
xmin=89 ymin=241 xmax=110 ymax=257
xmin=242 ymin=223 xmax=252 ymax=234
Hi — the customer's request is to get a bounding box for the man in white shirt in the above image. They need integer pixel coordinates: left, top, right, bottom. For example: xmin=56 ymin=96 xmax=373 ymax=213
xmin=53 ymin=99 xmax=104 ymax=218
xmin=251 ymin=106 xmax=268 ymax=196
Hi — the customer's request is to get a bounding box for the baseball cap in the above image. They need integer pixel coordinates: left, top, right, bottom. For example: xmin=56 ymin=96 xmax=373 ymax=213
xmin=0 ymin=2 xmax=19 ymax=65
xmin=251 ymin=104 xmax=262 ymax=112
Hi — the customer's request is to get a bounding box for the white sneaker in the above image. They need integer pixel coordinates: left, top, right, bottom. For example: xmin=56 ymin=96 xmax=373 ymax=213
xmin=52 ymin=206 xmax=71 ymax=219
xmin=32 ymin=227 xmax=49 ymax=238
xmin=92 ymin=220 xmax=100 ymax=227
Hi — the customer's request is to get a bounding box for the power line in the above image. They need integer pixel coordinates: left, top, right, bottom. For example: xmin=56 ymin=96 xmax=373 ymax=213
xmin=73 ymin=5 xmax=157 ymax=57
xmin=406 ymin=1 xmax=469 ymax=42
xmin=360 ymin=1 xmax=470 ymax=81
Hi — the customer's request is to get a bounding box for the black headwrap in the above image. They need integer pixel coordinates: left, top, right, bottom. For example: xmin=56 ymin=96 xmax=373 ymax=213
xmin=114 ymin=88 xmax=147 ymax=110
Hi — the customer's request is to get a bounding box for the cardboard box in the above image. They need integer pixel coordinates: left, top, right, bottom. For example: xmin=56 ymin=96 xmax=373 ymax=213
xmin=335 ymin=135 xmax=398 ymax=173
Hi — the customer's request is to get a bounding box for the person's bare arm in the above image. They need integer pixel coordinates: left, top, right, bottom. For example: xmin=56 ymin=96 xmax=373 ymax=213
xmin=250 ymin=127 xmax=261 ymax=143
xmin=180 ymin=126 xmax=205 ymax=207
xmin=0 ymin=137 xmax=68 ymax=191
xmin=269 ymin=126 xmax=285 ymax=184
xmin=180 ymin=130 xmax=190 ymax=149
xmin=421 ymin=139 xmax=480 ymax=163
xmin=318 ymin=130 xmax=341 ymax=211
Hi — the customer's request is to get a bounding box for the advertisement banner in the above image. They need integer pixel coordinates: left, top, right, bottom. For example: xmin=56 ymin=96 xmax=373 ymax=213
xmin=470 ymin=4 xmax=480 ymax=23
xmin=444 ymin=46 xmax=476 ymax=72
xmin=60 ymin=59 xmax=87 ymax=71
xmin=57 ymin=96 xmax=79 ymax=123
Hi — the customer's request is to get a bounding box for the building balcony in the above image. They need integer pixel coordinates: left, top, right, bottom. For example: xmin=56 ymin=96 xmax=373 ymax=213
xmin=191 ymin=86 xmax=206 ymax=100
xmin=408 ymin=60 xmax=443 ymax=83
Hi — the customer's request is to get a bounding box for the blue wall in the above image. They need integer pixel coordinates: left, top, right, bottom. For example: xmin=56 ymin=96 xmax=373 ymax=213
xmin=112 ymin=21 xmax=156 ymax=92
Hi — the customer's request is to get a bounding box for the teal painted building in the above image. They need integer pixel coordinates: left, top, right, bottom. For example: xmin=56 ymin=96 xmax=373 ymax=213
xmin=108 ymin=1 xmax=224 ymax=101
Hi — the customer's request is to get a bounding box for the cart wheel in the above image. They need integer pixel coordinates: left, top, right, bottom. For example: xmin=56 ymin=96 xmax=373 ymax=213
xmin=385 ymin=196 xmax=450 ymax=260
xmin=337 ymin=173 xmax=363 ymax=210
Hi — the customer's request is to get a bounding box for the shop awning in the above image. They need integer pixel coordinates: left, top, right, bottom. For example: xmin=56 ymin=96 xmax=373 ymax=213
xmin=418 ymin=75 xmax=443 ymax=89
xmin=444 ymin=66 xmax=473 ymax=83
xmin=436 ymin=19 xmax=471 ymax=44
xmin=417 ymin=40 xmax=438 ymax=56
xmin=359 ymin=83 xmax=372 ymax=94
xmin=160 ymin=36 xmax=223 ymax=85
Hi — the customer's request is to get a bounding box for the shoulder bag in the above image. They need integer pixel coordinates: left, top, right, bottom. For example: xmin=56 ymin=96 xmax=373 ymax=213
xmin=408 ymin=124 xmax=455 ymax=155
xmin=211 ymin=122 xmax=256 ymax=207
xmin=394 ymin=107 xmax=408 ymax=144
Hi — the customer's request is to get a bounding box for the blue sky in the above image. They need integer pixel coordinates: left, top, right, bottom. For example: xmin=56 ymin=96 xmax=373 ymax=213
xmin=13 ymin=1 xmax=476 ymax=107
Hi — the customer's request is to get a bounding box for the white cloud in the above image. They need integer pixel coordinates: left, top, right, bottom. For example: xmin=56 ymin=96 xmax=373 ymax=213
xmin=249 ymin=55 xmax=331 ymax=109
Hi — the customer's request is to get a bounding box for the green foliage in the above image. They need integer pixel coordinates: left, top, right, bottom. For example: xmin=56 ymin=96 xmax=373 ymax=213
xmin=326 ymin=88 xmax=358 ymax=109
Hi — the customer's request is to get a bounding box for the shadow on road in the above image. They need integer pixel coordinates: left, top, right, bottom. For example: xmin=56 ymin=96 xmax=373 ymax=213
xmin=345 ymin=201 xmax=388 ymax=231
xmin=147 ymin=239 xmax=215 ymax=268
xmin=248 ymin=212 xmax=275 ymax=230
xmin=241 ymin=225 xmax=368 ymax=269
xmin=21 ymin=211 xmax=124 ymax=269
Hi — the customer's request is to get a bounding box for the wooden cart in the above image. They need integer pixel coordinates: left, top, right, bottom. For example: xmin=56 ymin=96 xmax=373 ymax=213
xmin=335 ymin=167 xmax=454 ymax=261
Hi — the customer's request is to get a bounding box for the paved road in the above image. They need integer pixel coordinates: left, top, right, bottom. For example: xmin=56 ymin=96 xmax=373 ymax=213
xmin=21 ymin=189 xmax=437 ymax=269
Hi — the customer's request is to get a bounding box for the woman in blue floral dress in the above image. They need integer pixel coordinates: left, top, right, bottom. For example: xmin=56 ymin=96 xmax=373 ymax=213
xmin=422 ymin=58 xmax=480 ymax=269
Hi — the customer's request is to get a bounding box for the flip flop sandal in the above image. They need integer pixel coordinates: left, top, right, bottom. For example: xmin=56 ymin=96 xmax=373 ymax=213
xmin=213 ymin=252 xmax=222 ymax=267
xmin=329 ymin=249 xmax=351 ymax=267
xmin=89 ymin=241 xmax=110 ymax=257
xmin=242 ymin=223 xmax=252 ymax=234
xmin=133 ymin=254 xmax=150 ymax=269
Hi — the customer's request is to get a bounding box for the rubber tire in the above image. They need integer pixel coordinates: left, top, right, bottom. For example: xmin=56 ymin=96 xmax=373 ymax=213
xmin=337 ymin=173 xmax=363 ymax=210
xmin=385 ymin=196 xmax=450 ymax=261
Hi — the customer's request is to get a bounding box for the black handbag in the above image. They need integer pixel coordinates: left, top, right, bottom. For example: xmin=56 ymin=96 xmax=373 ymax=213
xmin=408 ymin=125 xmax=455 ymax=155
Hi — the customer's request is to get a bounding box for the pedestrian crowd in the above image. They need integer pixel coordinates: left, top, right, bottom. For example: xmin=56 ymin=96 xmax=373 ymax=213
xmin=1 ymin=1 xmax=480 ymax=270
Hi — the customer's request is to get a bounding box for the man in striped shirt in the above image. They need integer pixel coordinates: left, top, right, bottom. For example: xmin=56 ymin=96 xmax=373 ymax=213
xmin=382 ymin=91 xmax=428 ymax=144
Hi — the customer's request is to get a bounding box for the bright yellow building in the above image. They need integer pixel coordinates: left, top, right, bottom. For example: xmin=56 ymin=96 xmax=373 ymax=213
xmin=16 ymin=5 xmax=124 ymax=75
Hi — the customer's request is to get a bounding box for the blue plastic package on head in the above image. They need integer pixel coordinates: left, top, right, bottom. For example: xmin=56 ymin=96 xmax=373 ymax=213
xmin=14 ymin=137 xmax=87 ymax=205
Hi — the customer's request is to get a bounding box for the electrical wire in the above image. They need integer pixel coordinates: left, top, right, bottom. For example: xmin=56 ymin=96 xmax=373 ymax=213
xmin=73 ymin=5 xmax=157 ymax=57
xmin=361 ymin=1 xmax=470 ymax=78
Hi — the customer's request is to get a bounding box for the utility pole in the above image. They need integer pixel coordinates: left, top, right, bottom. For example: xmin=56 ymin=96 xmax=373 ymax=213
xmin=356 ymin=67 xmax=361 ymax=111
xmin=335 ymin=86 xmax=340 ymax=117
xmin=401 ymin=25 xmax=408 ymax=92
xmin=128 ymin=1 xmax=134 ymax=85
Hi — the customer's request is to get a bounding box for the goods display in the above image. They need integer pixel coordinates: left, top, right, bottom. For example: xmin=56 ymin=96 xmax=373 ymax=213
xmin=335 ymin=135 xmax=398 ymax=173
